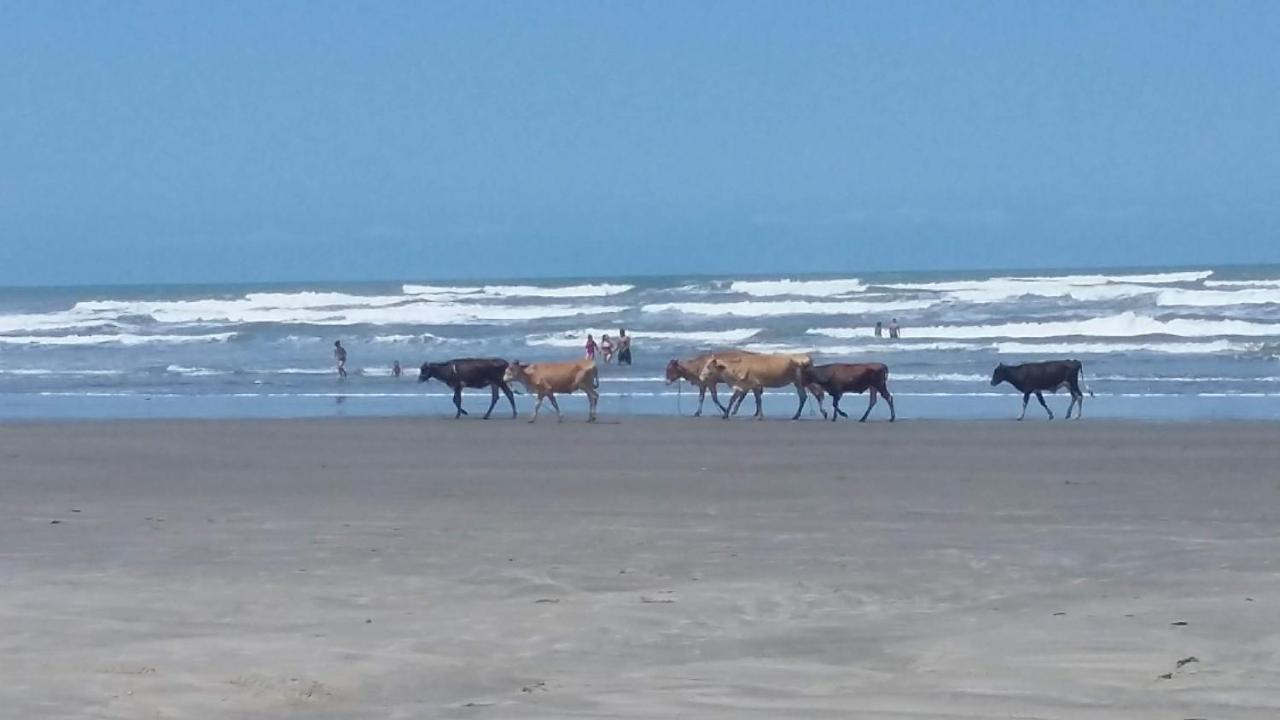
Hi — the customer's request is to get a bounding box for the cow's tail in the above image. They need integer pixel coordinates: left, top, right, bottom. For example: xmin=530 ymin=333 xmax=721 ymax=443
xmin=1079 ymin=360 xmax=1095 ymax=398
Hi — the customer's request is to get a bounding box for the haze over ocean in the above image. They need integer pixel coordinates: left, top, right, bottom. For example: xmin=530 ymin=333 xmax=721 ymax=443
xmin=2 ymin=265 xmax=1278 ymax=421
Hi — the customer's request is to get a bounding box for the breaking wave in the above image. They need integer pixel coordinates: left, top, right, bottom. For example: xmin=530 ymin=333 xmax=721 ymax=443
xmin=728 ymin=278 xmax=865 ymax=297
xmin=525 ymin=328 xmax=763 ymax=348
xmin=0 ymin=333 xmax=236 ymax=346
xmin=808 ymin=312 xmax=1280 ymax=340
xmin=642 ymin=299 xmax=937 ymax=317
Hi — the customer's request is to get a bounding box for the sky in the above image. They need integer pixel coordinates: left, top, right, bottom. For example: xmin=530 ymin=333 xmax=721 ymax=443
xmin=1 ymin=1 xmax=1279 ymax=286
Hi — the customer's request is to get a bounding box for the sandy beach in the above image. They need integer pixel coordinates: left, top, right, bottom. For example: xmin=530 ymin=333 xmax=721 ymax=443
xmin=2 ymin=417 xmax=1279 ymax=719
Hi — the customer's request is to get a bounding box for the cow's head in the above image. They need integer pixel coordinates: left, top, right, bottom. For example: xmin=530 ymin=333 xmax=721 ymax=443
xmin=698 ymin=357 xmax=726 ymax=384
xmin=502 ymin=361 xmax=527 ymax=385
xmin=990 ymin=363 xmax=1007 ymax=386
xmin=418 ymin=362 xmax=441 ymax=383
xmin=664 ymin=359 xmax=683 ymax=384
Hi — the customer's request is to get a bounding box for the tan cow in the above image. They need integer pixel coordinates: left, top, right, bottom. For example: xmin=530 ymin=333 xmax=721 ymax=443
xmin=665 ymin=349 xmax=759 ymax=417
xmin=698 ymin=353 xmax=823 ymax=420
xmin=503 ymin=360 xmax=600 ymax=423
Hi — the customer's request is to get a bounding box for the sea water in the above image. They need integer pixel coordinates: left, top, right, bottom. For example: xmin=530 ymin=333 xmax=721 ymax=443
xmin=1 ymin=266 xmax=1278 ymax=421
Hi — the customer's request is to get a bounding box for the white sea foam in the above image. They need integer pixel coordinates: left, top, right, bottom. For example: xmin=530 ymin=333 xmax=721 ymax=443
xmin=642 ymin=299 xmax=937 ymax=317
xmin=403 ymin=283 xmax=633 ymax=298
xmin=1154 ymin=287 xmax=1280 ymax=306
xmin=525 ymin=328 xmax=763 ymax=348
xmin=67 ymin=297 xmax=626 ymax=326
xmin=368 ymin=333 xmax=442 ymax=343
xmin=729 ymin=278 xmax=865 ymax=297
xmin=746 ymin=339 xmax=1257 ymax=355
xmin=1203 ymin=278 xmax=1280 ymax=289
xmin=1005 ymin=270 xmax=1212 ymax=285
xmin=0 ymin=333 xmax=235 ymax=346
xmin=991 ymin=340 xmax=1255 ymax=355
xmin=882 ymin=279 xmax=1160 ymax=303
xmin=808 ymin=312 xmax=1280 ymax=340
xmin=879 ymin=270 xmax=1212 ymax=304
xmin=166 ymin=365 xmax=231 ymax=377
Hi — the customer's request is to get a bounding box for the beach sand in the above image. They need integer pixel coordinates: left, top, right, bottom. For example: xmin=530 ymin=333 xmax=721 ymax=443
xmin=2 ymin=417 xmax=1279 ymax=719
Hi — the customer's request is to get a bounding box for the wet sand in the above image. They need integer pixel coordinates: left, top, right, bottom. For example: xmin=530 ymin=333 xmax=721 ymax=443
xmin=2 ymin=417 xmax=1279 ymax=719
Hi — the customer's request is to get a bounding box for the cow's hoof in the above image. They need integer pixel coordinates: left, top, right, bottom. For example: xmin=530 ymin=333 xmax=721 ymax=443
xmin=693 ymin=411 xmax=702 ymax=418
xmin=527 ymin=419 xmax=537 ymax=424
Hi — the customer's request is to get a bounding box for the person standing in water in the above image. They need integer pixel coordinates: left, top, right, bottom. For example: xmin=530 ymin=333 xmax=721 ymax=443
xmin=888 ymin=318 xmax=900 ymax=340
xmin=334 ymin=340 xmax=348 ymax=378
xmin=616 ymin=329 xmax=631 ymax=365
xmin=600 ymin=334 xmax=615 ymax=364
xmin=874 ymin=321 xmax=883 ymax=338
xmin=392 ymin=360 xmax=402 ymax=378
xmin=585 ymin=334 xmax=598 ymax=360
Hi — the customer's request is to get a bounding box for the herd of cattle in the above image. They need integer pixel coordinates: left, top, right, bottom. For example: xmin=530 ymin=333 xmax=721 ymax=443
xmin=418 ymin=353 xmax=1092 ymax=423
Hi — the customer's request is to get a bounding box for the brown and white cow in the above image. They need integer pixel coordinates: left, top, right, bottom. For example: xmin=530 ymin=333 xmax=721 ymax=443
xmin=503 ymin=360 xmax=600 ymax=423
xmin=801 ymin=362 xmax=895 ymax=422
xmin=698 ymin=353 xmax=821 ymax=420
xmin=665 ymin=350 xmax=759 ymax=417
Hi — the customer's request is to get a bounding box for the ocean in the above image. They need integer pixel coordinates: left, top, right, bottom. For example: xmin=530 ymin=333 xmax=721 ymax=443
xmin=2 ymin=266 xmax=1279 ymax=421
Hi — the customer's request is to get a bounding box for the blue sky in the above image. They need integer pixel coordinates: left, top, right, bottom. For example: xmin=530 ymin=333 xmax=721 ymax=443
xmin=2 ymin=1 xmax=1278 ymax=285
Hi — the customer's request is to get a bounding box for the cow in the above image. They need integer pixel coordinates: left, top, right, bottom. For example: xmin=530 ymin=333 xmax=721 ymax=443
xmin=665 ymin=350 xmax=761 ymax=417
xmin=502 ymin=360 xmax=600 ymax=423
xmin=418 ymin=358 xmax=517 ymax=419
xmin=990 ymin=360 xmax=1093 ymax=420
xmin=698 ymin=353 xmax=821 ymax=420
xmin=802 ymin=362 xmax=896 ymax=422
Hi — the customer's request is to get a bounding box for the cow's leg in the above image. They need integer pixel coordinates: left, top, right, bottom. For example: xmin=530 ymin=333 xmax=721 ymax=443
xmin=709 ymin=383 xmax=729 ymax=415
xmin=754 ymin=387 xmax=765 ymax=420
xmin=730 ymin=389 xmax=748 ymax=417
xmin=694 ymin=385 xmax=706 ymax=417
xmin=585 ymin=386 xmax=599 ymax=422
xmin=882 ymin=386 xmax=896 ymax=422
xmin=1035 ymin=391 xmax=1053 ymax=419
xmin=859 ymin=389 xmax=878 ymax=422
xmin=547 ymin=393 xmax=563 ymax=423
xmin=727 ymin=389 xmax=747 ymax=417
xmin=831 ymin=392 xmax=844 ymax=422
xmin=500 ymin=382 xmax=518 ymax=418
xmin=1018 ymin=393 xmax=1030 ymax=421
xmin=1073 ymin=390 xmax=1084 ymax=419
xmin=530 ymin=394 xmax=544 ymax=423
xmin=452 ymin=387 xmax=468 ymax=418
xmin=483 ymin=385 xmax=499 ymax=419
xmin=808 ymin=385 xmax=828 ymax=419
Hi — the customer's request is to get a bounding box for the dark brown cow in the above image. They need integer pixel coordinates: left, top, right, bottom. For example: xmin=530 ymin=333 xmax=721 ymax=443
xmin=990 ymin=360 xmax=1093 ymax=420
xmin=801 ymin=363 xmax=895 ymax=422
xmin=419 ymin=358 xmax=517 ymax=419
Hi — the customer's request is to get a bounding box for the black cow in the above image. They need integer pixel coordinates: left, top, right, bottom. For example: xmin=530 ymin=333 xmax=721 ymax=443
xmin=419 ymin=358 xmax=517 ymax=419
xmin=801 ymin=362 xmax=896 ymax=422
xmin=990 ymin=360 xmax=1093 ymax=420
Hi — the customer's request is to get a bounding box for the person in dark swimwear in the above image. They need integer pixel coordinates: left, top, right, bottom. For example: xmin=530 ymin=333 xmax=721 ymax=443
xmin=334 ymin=340 xmax=348 ymax=378
xmin=392 ymin=360 xmax=402 ymax=378
xmin=874 ymin=321 xmax=883 ymax=338
xmin=616 ymin=328 xmax=632 ymax=366
xmin=889 ymin=318 xmax=900 ymax=339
